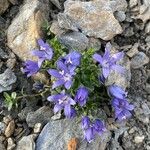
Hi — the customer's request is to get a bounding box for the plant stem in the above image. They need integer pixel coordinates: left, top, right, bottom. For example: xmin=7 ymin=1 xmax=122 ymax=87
xmin=16 ymin=89 xmax=49 ymax=100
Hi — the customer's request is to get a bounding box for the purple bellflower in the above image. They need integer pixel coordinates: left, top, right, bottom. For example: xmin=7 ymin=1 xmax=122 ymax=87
xmin=93 ymin=119 xmax=106 ymax=136
xmin=81 ymin=116 xmax=106 ymax=143
xmin=47 ymin=91 xmax=76 ymax=118
xmin=22 ymin=60 xmax=39 ymax=77
xmin=47 ymin=61 xmax=75 ymax=89
xmin=93 ymin=43 xmax=124 ymax=78
xmin=108 ymin=85 xmax=127 ymax=99
xmin=99 ymin=74 xmax=105 ymax=84
xmin=81 ymin=116 xmax=95 ymax=143
xmin=64 ymin=51 xmax=81 ymax=67
xmin=32 ymin=39 xmax=53 ymax=67
xmin=112 ymin=98 xmax=134 ymax=121
xmin=75 ymin=87 xmax=89 ymax=107
xmin=58 ymin=51 xmax=81 ymax=73
xmin=82 ymin=116 xmax=90 ymax=129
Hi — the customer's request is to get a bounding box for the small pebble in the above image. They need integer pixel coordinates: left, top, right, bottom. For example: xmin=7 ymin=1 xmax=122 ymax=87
xmin=3 ymin=116 xmax=12 ymax=125
xmin=134 ymin=135 xmax=145 ymax=143
xmin=5 ymin=120 xmax=15 ymax=138
xmin=126 ymin=43 xmax=139 ymax=58
xmin=131 ymin=52 xmax=149 ymax=69
xmin=7 ymin=138 xmax=16 ymax=150
xmin=34 ymin=123 xmax=42 ymax=133
xmin=128 ymin=127 xmax=136 ymax=134
xmin=0 ymin=122 xmax=6 ymax=134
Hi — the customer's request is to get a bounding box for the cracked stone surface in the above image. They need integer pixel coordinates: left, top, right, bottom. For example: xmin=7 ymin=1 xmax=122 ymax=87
xmin=0 ymin=69 xmax=17 ymax=93
xmin=7 ymin=0 xmax=50 ymax=61
xmin=57 ymin=0 xmax=123 ymax=40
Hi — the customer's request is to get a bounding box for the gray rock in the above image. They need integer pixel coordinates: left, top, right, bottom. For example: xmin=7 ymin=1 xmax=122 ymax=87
xmin=146 ymin=83 xmax=150 ymax=94
xmin=4 ymin=120 xmax=15 ymax=138
xmin=8 ymin=0 xmax=18 ymax=5
xmin=26 ymin=106 xmax=53 ymax=127
xmin=0 ymin=69 xmax=17 ymax=93
xmin=7 ymin=138 xmax=16 ymax=150
xmin=131 ymin=52 xmax=149 ymax=69
xmin=51 ymin=112 xmax=62 ymax=120
xmin=109 ymin=0 xmax=127 ymax=12
xmin=33 ymin=123 xmax=42 ymax=133
xmin=58 ymin=31 xmax=89 ymax=51
xmin=0 ymin=0 xmax=10 ymax=15
xmin=126 ymin=43 xmax=139 ymax=58
xmin=135 ymin=0 xmax=150 ymax=23
xmin=0 ymin=48 xmax=9 ymax=59
xmin=36 ymin=118 xmax=111 ymax=150
xmin=0 ymin=122 xmax=6 ymax=134
xmin=141 ymin=103 xmax=150 ymax=115
xmin=7 ymin=0 xmax=50 ymax=61
xmin=109 ymin=140 xmax=123 ymax=150
xmin=145 ymin=21 xmax=150 ymax=33
xmin=0 ymin=16 xmax=6 ymax=30
xmin=145 ymin=36 xmax=150 ymax=47
xmin=58 ymin=0 xmax=122 ymax=40
xmin=50 ymin=21 xmax=66 ymax=35
xmin=124 ymin=27 xmax=134 ymax=37
xmin=18 ymin=107 xmax=35 ymax=121
xmin=87 ymin=37 xmax=101 ymax=51
xmin=114 ymin=11 xmax=126 ymax=22
xmin=50 ymin=0 xmax=61 ymax=9
xmin=114 ymin=127 xmax=129 ymax=141
xmin=16 ymin=134 xmax=36 ymax=150
xmin=0 ymin=136 xmax=6 ymax=150
xmin=134 ymin=135 xmax=145 ymax=143
xmin=129 ymin=0 xmax=138 ymax=8
xmin=137 ymin=114 xmax=149 ymax=124
xmin=6 ymin=52 xmax=16 ymax=69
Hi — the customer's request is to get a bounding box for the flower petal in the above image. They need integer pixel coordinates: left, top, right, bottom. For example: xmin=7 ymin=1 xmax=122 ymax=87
xmin=84 ymin=127 xmax=95 ymax=143
xmin=108 ymin=85 xmax=127 ymax=99
xmin=47 ymin=94 xmax=64 ymax=102
xmin=111 ymin=52 xmax=124 ymax=63
xmin=57 ymin=61 xmax=68 ymax=73
xmin=127 ymin=104 xmax=134 ymax=111
xmin=31 ymin=50 xmax=45 ymax=58
xmin=82 ymin=116 xmax=90 ymax=129
xmin=64 ymin=80 xmax=73 ymax=89
xmin=102 ymin=67 xmax=110 ymax=78
xmin=52 ymin=79 xmax=65 ymax=89
xmin=54 ymin=104 xmax=63 ymax=113
xmin=104 ymin=42 xmax=111 ymax=59
xmin=111 ymin=64 xmax=125 ymax=74
xmin=47 ymin=69 xmax=62 ymax=78
xmin=93 ymin=54 xmax=103 ymax=64
xmin=64 ymin=104 xmax=71 ymax=118
xmin=38 ymin=58 xmax=45 ymax=68
xmin=37 ymin=39 xmax=45 ymax=47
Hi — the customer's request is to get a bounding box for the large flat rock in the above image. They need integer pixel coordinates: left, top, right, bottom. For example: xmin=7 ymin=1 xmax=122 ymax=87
xmin=36 ymin=118 xmax=111 ymax=150
xmin=58 ymin=0 xmax=123 ymax=40
xmin=7 ymin=0 xmax=50 ymax=61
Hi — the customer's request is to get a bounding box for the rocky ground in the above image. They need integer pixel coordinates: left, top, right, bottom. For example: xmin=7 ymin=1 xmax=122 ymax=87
xmin=0 ymin=0 xmax=150 ymax=150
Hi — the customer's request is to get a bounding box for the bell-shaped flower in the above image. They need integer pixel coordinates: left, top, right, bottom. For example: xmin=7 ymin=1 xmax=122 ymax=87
xmin=75 ymin=87 xmax=89 ymax=107
xmin=32 ymin=39 xmax=53 ymax=67
xmin=47 ymin=91 xmax=76 ymax=118
xmin=47 ymin=61 xmax=75 ymax=89
xmin=112 ymin=98 xmax=134 ymax=121
xmin=93 ymin=43 xmax=124 ymax=78
xmin=108 ymin=85 xmax=127 ymax=99
xmin=22 ymin=60 xmax=39 ymax=77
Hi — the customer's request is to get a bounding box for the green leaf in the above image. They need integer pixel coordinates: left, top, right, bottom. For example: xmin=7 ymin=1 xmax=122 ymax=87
xmin=3 ymin=92 xmax=11 ymax=100
xmin=11 ymin=92 xmax=17 ymax=99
